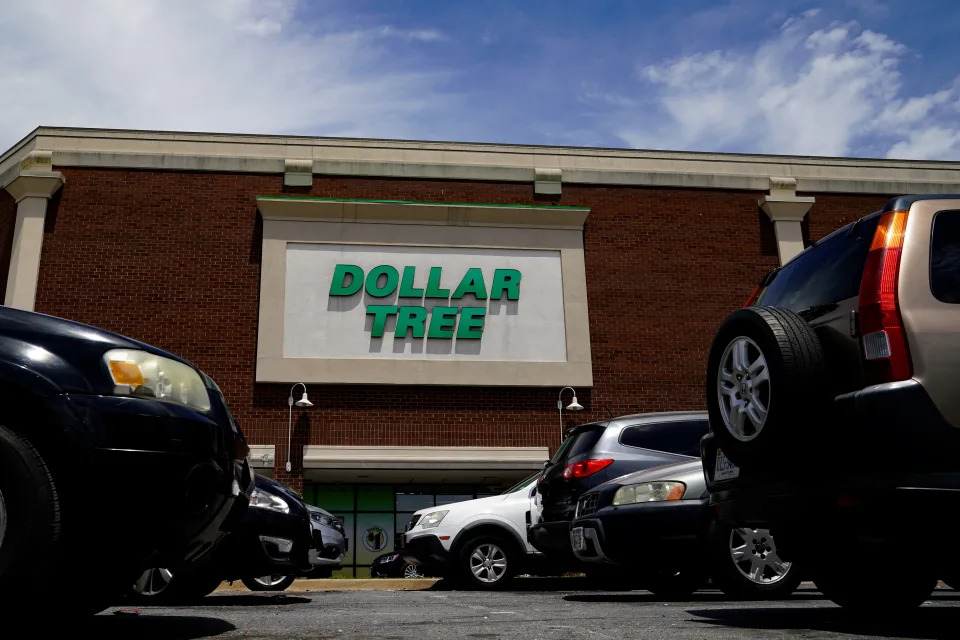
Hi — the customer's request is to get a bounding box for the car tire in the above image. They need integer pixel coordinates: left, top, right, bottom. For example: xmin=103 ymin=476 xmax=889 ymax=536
xmin=708 ymin=522 xmax=802 ymax=599
xmin=705 ymin=307 xmax=826 ymax=467
xmin=242 ymin=574 xmax=297 ymax=592
xmin=814 ymin=563 xmax=936 ymax=613
xmin=457 ymin=535 xmax=517 ymax=590
xmin=0 ymin=426 xmax=64 ymax=597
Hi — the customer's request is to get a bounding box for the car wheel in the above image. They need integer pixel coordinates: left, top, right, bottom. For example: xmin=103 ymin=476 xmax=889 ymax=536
xmin=814 ymin=563 xmax=936 ymax=613
xmin=131 ymin=568 xmax=223 ymax=602
xmin=458 ymin=535 xmax=516 ymax=590
xmin=403 ymin=562 xmax=425 ymax=579
xmin=0 ymin=426 xmax=63 ymax=598
xmin=242 ymin=574 xmax=297 ymax=591
xmin=709 ymin=522 xmax=802 ymax=599
xmin=706 ymin=307 xmax=826 ymax=467
xmin=132 ymin=567 xmax=176 ymax=597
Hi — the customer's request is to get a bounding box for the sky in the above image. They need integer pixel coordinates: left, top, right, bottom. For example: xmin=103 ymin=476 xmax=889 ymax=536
xmin=1 ymin=0 xmax=959 ymax=159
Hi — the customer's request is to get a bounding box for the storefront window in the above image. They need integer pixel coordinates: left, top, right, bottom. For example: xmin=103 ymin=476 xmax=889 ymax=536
xmin=307 ymin=481 xmax=513 ymax=577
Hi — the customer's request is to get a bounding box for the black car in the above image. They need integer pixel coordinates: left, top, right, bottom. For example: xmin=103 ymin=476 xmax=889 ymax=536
xmin=528 ymin=412 xmax=708 ymax=561
xmin=571 ymin=460 xmax=801 ymax=598
xmin=371 ymin=552 xmax=434 ymax=579
xmin=132 ymin=474 xmax=313 ymax=599
xmin=0 ymin=307 xmax=252 ymax=614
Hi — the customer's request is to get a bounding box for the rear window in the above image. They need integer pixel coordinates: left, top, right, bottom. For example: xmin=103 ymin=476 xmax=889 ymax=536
xmin=552 ymin=426 xmax=605 ymax=462
xmin=618 ymin=420 xmax=708 ymax=457
xmin=758 ymin=216 xmax=879 ymax=312
xmin=931 ymin=210 xmax=960 ymax=304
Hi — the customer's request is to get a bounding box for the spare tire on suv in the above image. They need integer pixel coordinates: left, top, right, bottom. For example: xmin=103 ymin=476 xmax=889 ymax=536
xmin=705 ymin=307 xmax=826 ymax=467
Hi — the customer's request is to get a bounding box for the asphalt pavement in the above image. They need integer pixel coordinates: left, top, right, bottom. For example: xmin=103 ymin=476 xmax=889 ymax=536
xmin=52 ymin=581 xmax=960 ymax=639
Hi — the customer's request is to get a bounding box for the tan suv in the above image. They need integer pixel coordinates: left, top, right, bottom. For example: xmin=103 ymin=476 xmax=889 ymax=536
xmin=700 ymin=195 xmax=960 ymax=612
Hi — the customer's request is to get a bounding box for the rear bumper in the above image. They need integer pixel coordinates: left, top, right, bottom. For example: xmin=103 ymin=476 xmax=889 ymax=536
xmin=570 ymin=500 xmax=707 ymax=568
xmin=528 ymin=520 xmax=575 ymax=559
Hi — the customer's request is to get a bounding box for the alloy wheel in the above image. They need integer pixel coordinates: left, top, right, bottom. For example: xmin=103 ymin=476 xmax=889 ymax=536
xmin=253 ymin=575 xmax=289 ymax=588
xmin=403 ymin=563 xmax=424 ymax=579
xmin=729 ymin=528 xmax=791 ymax=584
xmin=717 ymin=336 xmax=771 ymax=441
xmin=469 ymin=543 xmax=507 ymax=583
xmin=134 ymin=568 xmax=175 ymax=596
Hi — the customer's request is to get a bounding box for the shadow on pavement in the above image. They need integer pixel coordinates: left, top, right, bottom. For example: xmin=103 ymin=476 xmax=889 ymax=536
xmin=563 ymin=592 xmax=826 ymax=604
xmin=133 ymin=593 xmax=312 ymax=607
xmin=45 ymin=615 xmax=235 ymax=640
xmin=688 ymin=603 xmax=960 ymax=640
xmin=429 ymin=576 xmax=625 ymax=592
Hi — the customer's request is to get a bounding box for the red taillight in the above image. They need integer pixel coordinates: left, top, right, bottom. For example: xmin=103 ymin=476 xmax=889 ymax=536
xmin=562 ymin=458 xmax=614 ymax=479
xmin=858 ymin=209 xmax=911 ymax=384
xmin=744 ymin=285 xmax=762 ymax=307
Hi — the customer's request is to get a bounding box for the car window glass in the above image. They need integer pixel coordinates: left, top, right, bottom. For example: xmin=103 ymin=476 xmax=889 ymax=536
xmin=759 ymin=216 xmax=879 ymax=311
xmin=549 ymin=436 xmax=574 ymax=464
xmin=501 ymin=473 xmax=539 ymax=495
xmin=566 ymin=426 xmax=605 ymax=459
xmin=619 ymin=420 xmax=708 ymax=457
xmin=931 ymin=210 xmax=960 ymax=303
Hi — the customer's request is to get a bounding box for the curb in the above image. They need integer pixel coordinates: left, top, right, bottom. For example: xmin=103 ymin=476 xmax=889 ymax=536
xmin=216 ymin=578 xmax=440 ymax=592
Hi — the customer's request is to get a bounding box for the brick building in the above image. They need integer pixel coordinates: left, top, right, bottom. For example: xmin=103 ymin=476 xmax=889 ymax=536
xmin=3 ymin=127 xmax=959 ymax=574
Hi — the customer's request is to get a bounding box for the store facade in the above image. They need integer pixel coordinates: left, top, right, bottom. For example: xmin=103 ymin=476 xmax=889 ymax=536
xmin=3 ymin=127 xmax=960 ymax=574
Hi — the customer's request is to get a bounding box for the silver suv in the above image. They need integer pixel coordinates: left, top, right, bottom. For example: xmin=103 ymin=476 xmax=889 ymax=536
xmin=701 ymin=195 xmax=960 ymax=613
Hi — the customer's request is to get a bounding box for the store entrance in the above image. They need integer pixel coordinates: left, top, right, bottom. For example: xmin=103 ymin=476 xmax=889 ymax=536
xmin=304 ymin=482 xmax=513 ymax=577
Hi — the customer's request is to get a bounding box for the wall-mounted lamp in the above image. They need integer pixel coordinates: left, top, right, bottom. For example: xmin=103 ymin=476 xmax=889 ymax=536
xmin=557 ymin=386 xmax=584 ymax=443
xmin=286 ymin=382 xmax=313 ymax=472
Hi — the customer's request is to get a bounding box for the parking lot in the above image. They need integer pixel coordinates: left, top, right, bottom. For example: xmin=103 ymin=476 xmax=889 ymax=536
xmin=68 ymin=581 xmax=960 ymax=639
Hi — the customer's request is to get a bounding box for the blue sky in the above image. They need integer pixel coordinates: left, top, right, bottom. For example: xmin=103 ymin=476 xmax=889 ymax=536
xmin=2 ymin=0 xmax=959 ymax=159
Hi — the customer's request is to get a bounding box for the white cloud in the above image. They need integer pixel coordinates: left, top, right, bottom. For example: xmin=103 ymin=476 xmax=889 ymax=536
xmin=0 ymin=0 xmax=452 ymax=149
xmin=612 ymin=12 xmax=960 ymax=159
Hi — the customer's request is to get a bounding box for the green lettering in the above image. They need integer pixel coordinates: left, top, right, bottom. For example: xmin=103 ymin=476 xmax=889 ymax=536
xmin=395 ymin=306 xmax=427 ymax=338
xmin=398 ymin=266 xmax=424 ymax=298
xmin=366 ymin=305 xmax=398 ymax=337
xmin=490 ymin=269 xmax=521 ymax=300
xmin=365 ymin=265 xmax=399 ymax=298
xmin=457 ymin=307 xmax=486 ymax=339
xmin=425 ymin=267 xmax=450 ymax=299
xmin=451 ymin=268 xmax=488 ymax=300
xmin=428 ymin=306 xmax=458 ymax=339
xmin=329 ymin=264 xmax=363 ymax=296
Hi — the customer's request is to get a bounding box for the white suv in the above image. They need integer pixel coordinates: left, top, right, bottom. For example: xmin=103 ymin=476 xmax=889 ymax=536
xmin=403 ymin=474 xmax=544 ymax=589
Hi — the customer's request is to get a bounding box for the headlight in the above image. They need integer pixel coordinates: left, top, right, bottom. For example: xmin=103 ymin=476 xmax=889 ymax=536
xmin=104 ymin=349 xmax=210 ymax=412
xmin=379 ymin=553 xmax=400 ymax=563
xmin=612 ymin=482 xmax=685 ymax=506
xmin=419 ymin=510 xmax=449 ymax=529
xmin=249 ymin=488 xmax=290 ymax=514
xmin=312 ymin=512 xmax=336 ymax=527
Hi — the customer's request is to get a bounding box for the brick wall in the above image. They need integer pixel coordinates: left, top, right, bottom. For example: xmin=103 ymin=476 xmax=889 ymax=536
xmin=0 ymin=189 xmax=17 ymax=297
xmin=33 ymin=168 xmax=891 ymax=478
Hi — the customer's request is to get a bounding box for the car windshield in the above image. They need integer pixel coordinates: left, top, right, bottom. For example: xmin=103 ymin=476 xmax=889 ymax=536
xmin=501 ymin=473 xmax=539 ymax=495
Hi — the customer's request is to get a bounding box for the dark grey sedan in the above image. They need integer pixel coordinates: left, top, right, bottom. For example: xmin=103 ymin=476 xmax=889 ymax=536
xmin=571 ymin=459 xmax=801 ymax=599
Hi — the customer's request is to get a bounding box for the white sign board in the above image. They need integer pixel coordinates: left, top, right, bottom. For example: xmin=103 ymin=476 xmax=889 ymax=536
xmin=283 ymin=244 xmax=567 ymax=362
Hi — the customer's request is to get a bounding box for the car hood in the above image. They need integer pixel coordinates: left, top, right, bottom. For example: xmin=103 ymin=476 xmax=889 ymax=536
xmin=595 ymin=459 xmax=707 ymax=499
xmin=413 ymin=493 xmax=513 ymax=518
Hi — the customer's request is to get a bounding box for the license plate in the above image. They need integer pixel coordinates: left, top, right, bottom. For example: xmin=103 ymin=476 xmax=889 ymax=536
xmin=715 ymin=449 xmax=740 ymax=481
xmin=571 ymin=527 xmax=586 ymax=551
